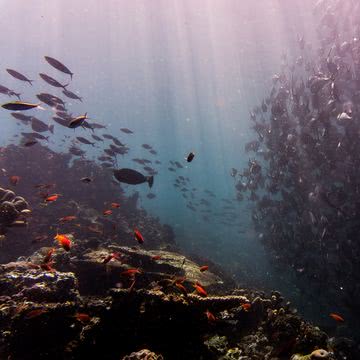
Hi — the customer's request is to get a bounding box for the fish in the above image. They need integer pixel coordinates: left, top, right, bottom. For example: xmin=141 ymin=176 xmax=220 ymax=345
xmin=120 ymin=128 xmax=133 ymax=134
xmin=0 ymin=84 xmax=20 ymax=99
xmin=59 ymin=215 xmax=77 ymax=222
xmin=62 ymin=89 xmax=82 ymax=102
xmin=6 ymin=69 xmax=33 ymax=85
xmin=21 ymin=132 xmax=49 ymax=141
xmin=76 ymin=137 xmax=94 ymax=146
xmin=142 ymin=144 xmax=152 ymax=149
xmin=10 ymin=112 xmax=33 ymax=123
xmin=24 ymin=308 xmax=48 ymax=319
xmin=111 ymin=202 xmax=120 ymax=208
xmin=91 ymin=135 xmax=103 ymax=142
xmin=146 ymin=193 xmax=156 ymax=199
xmin=2 ymin=101 xmax=40 ymax=111
xmin=205 ymin=310 xmax=216 ymax=322
xmin=53 ymin=116 xmax=69 ymax=127
xmin=241 ymin=303 xmax=251 ymax=312
xmin=74 ymin=313 xmax=91 ymax=324
xmin=199 ymin=265 xmax=209 ymax=272
xmin=23 ymin=140 xmax=38 ymax=147
xmin=151 ymin=255 xmax=162 ymax=260
xmin=113 ymin=168 xmax=154 ymax=188
xmin=68 ymin=114 xmax=88 ymax=129
xmin=121 ymin=268 xmax=142 ymax=276
xmin=134 ymin=229 xmax=144 ymax=244
xmin=193 ymin=282 xmax=207 ymax=297
xmin=45 ymin=194 xmax=60 ymax=202
xmin=54 ymin=233 xmax=72 ymax=251
xmin=175 ymin=283 xmax=188 ymax=295
xmin=186 ymin=152 xmax=195 ymax=162
xmin=80 ymin=177 xmax=92 ymax=183
xmin=329 ymin=313 xmax=344 ymax=322
xmin=39 ymin=73 xmax=68 ymax=89
xmin=9 ymin=175 xmax=20 ymax=186
xmin=102 ymin=252 xmax=121 ymax=264
xmin=44 ymin=56 xmax=73 ymax=79
xmin=103 ymin=210 xmax=112 ymax=216
xmin=42 ymin=248 xmax=55 ymax=264
xmin=31 ymin=117 xmax=49 ymax=133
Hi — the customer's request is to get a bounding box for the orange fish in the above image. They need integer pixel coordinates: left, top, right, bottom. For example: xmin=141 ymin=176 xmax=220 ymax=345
xmin=25 ymin=308 xmax=48 ymax=319
xmin=102 ymin=252 xmax=121 ymax=264
xmin=121 ymin=268 xmax=142 ymax=276
xmin=199 ymin=265 xmax=209 ymax=272
xmin=111 ymin=202 xmax=120 ymax=208
xmin=175 ymin=282 xmax=188 ymax=295
xmin=329 ymin=313 xmax=344 ymax=322
xmin=134 ymin=229 xmax=144 ymax=244
xmin=241 ymin=303 xmax=251 ymax=312
xmin=40 ymin=262 xmax=54 ymax=272
xmin=193 ymin=282 xmax=207 ymax=297
xmin=151 ymin=255 xmax=162 ymax=260
xmin=103 ymin=209 xmax=112 ymax=216
xmin=59 ymin=215 xmax=77 ymax=222
xmin=74 ymin=313 xmax=91 ymax=324
xmin=205 ymin=310 xmax=216 ymax=322
xmin=45 ymin=194 xmax=60 ymax=202
xmin=9 ymin=175 xmax=20 ymax=186
xmin=43 ymin=248 xmax=55 ymax=264
xmin=54 ymin=233 xmax=72 ymax=251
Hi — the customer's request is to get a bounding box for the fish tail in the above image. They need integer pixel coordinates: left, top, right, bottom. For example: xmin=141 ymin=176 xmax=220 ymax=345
xmin=63 ymin=83 xmax=69 ymax=89
xmin=70 ymin=73 xmax=73 ymax=80
xmin=28 ymin=80 xmax=34 ymax=86
xmin=147 ymin=176 xmax=154 ymax=188
xmin=15 ymin=93 xmax=21 ymax=101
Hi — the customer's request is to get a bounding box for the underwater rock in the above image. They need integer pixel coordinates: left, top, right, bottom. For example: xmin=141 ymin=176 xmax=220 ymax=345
xmin=121 ymin=349 xmax=164 ymax=360
xmin=291 ymin=349 xmax=332 ymax=359
xmin=204 ymin=335 xmax=229 ymax=357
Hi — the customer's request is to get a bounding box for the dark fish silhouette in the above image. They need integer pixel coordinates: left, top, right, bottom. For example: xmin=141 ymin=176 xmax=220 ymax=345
xmin=6 ymin=69 xmax=33 ymax=85
xmin=142 ymin=144 xmax=152 ymax=150
xmin=44 ymin=56 xmax=73 ymax=79
xmin=68 ymin=114 xmax=88 ymax=129
xmin=113 ymin=168 xmax=154 ymax=188
xmin=147 ymin=193 xmax=156 ymax=199
xmin=39 ymin=73 xmax=68 ymax=89
xmin=23 ymin=140 xmax=38 ymax=147
xmin=53 ymin=116 xmax=69 ymax=127
xmin=11 ymin=112 xmax=33 ymax=123
xmin=120 ymin=128 xmax=133 ymax=134
xmin=187 ymin=152 xmax=195 ymax=162
xmin=62 ymin=89 xmax=82 ymax=102
xmin=0 ymin=85 xmax=21 ymax=100
xmin=31 ymin=117 xmax=49 ymax=133
xmin=76 ymin=136 xmax=94 ymax=146
xmin=91 ymin=134 xmax=103 ymax=142
xmin=21 ymin=132 xmax=49 ymax=141
xmin=2 ymin=101 xmax=39 ymax=111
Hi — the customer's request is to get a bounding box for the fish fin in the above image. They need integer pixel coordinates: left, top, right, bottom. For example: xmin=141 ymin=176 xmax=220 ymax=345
xmin=63 ymin=83 xmax=69 ymax=89
xmin=28 ymin=80 xmax=34 ymax=86
xmin=70 ymin=73 xmax=73 ymax=80
xmin=147 ymin=176 xmax=154 ymax=188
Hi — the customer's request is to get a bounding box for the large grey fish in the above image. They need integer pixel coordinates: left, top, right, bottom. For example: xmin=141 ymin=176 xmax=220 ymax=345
xmin=11 ymin=112 xmax=33 ymax=123
xmin=44 ymin=56 xmax=73 ymax=79
xmin=52 ymin=116 xmax=69 ymax=127
xmin=113 ymin=168 xmax=154 ymax=188
xmin=6 ymin=69 xmax=33 ymax=86
xmin=39 ymin=73 xmax=68 ymax=89
xmin=0 ymin=85 xmax=21 ymax=100
xmin=76 ymin=136 xmax=94 ymax=146
xmin=31 ymin=117 xmax=49 ymax=133
xmin=62 ymin=89 xmax=82 ymax=102
xmin=21 ymin=132 xmax=48 ymax=141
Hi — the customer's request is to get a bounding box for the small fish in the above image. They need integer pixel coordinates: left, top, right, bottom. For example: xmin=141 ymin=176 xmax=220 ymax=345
xmin=193 ymin=282 xmax=207 ymax=297
xmin=121 ymin=268 xmax=142 ymax=276
xmin=9 ymin=175 xmax=20 ymax=186
xmin=62 ymin=89 xmax=82 ymax=102
xmin=205 ymin=310 xmax=216 ymax=322
xmin=44 ymin=56 xmax=73 ymax=79
xmin=120 ymin=128 xmax=133 ymax=134
xmin=103 ymin=209 xmax=112 ymax=216
xmin=175 ymin=282 xmax=188 ymax=295
xmin=241 ymin=303 xmax=251 ymax=312
xmin=186 ymin=152 xmax=195 ymax=162
xmin=45 ymin=194 xmax=60 ymax=202
xmin=43 ymin=248 xmax=55 ymax=264
xmin=31 ymin=117 xmax=49 ymax=133
xmin=113 ymin=168 xmax=154 ymax=188
xmin=39 ymin=73 xmax=68 ymax=89
xmin=24 ymin=308 xmax=48 ymax=319
xmin=151 ymin=255 xmax=162 ymax=260
xmin=199 ymin=265 xmax=209 ymax=272
xmin=59 ymin=215 xmax=77 ymax=222
xmin=80 ymin=177 xmax=92 ymax=183
xmin=6 ymin=69 xmax=33 ymax=85
xmin=111 ymin=202 xmax=120 ymax=208
xmin=74 ymin=313 xmax=91 ymax=324
xmin=2 ymin=101 xmax=40 ymax=111
xmin=11 ymin=112 xmax=33 ymax=123
xmin=146 ymin=193 xmax=156 ymax=199
xmin=102 ymin=252 xmax=121 ymax=264
xmin=329 ymin=313 xmax=344 ymax=322
xmin=54 ymin=233 xmax=72 ymax=251
xmin=76 ymin=137 xmax=94 ymax=146
xmin=134 ymin=229 xmax=144 ymax=244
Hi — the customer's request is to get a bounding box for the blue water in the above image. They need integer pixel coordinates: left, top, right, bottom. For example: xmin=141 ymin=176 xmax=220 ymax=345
xmin=0 ymin=0 xmax=320 ymax=306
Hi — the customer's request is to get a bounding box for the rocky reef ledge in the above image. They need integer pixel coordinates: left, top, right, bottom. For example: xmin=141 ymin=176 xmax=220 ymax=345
xmin=0 ymin=246 xmax=357 ymax=360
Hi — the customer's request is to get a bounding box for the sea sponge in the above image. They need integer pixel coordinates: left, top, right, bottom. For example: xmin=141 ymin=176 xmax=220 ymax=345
xmin=291 ymin=349 xmax=330 ymax=360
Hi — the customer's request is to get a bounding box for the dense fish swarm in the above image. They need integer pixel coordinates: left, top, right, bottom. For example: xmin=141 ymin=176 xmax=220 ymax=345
xmin=234 ymin=0 xmax=360 ymax=338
